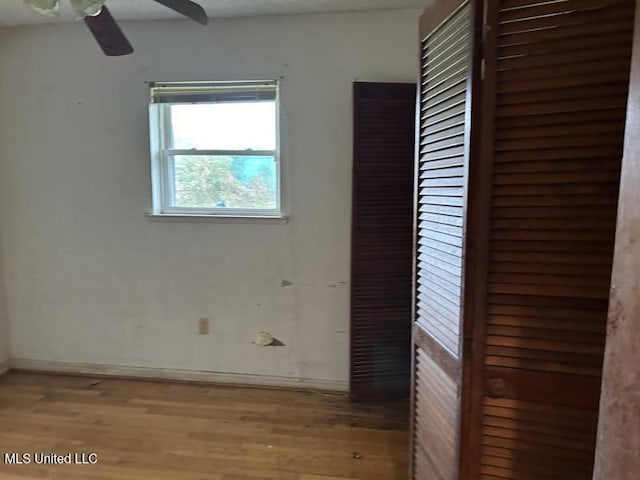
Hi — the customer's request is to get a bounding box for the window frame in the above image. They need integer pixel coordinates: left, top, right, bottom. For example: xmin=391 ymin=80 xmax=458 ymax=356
xmin=148 ymin=80 xmax=283 ymax=219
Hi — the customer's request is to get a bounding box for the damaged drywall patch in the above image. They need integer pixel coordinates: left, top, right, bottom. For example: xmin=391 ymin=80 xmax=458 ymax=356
xmin=280 ymin=280 xmax=294 ymax=287
xmin=253 ymin=331 xmax=286 ymax=347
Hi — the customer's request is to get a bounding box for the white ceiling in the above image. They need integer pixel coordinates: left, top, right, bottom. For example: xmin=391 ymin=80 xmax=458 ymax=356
xmin=0 ymin=0 xmax=428 ymax=26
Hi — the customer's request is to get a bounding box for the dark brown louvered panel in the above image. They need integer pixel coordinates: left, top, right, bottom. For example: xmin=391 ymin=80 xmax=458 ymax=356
xmin=481 ymin=397 xmax=598 ymax=479
xmin=414 ymin=347 xmax=460 ymax=480
xmin=350 ymin=82 xmax=416 ymax=402
xmin=475 ymin=0 xmax=636 ymax=478
xmin=417 ymin=1 xmax=471 ymax=359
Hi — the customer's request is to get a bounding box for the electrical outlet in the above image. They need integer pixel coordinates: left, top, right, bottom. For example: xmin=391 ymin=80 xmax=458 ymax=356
xmin=198 ymin=317 xmax=210 ymax=335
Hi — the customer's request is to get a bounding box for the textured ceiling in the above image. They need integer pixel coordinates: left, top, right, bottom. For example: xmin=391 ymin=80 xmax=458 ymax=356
xmin=0 ymin=0 xmax=429 ymax=26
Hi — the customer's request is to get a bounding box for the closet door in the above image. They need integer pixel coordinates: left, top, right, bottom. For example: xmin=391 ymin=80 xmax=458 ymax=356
xmin=351 ymin=82 xmax=416 ymax=402
xmin=411 ymin=1 xmax=482 ymax=478
xmin=466 ymin=0 xmax=636 ymax=478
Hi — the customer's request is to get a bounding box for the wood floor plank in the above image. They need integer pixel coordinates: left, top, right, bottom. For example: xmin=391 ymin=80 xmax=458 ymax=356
xmin=0 ymin=372 xmax=408 ymax=480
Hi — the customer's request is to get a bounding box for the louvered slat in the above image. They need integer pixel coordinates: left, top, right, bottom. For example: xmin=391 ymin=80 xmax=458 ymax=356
xmin=481 ymin=396 xmax=599 ymax=479
xmin=477 ymin=0 xmax=636 ymax=478
xmin=350 ymin=82 xmax=416 ymax=402
xmin=416 ymin=2 xmax=470 ymax=359
xmin=412 ymin=2 xmax=472 ymax=479
xmin=414 ymin=348 xmax=460 ymax=480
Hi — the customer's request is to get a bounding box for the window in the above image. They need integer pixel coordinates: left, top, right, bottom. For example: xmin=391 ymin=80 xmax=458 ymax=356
xmin=149 ymin=81 xmax=282 ymax=218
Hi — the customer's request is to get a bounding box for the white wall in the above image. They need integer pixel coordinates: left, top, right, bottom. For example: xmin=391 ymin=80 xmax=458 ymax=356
xmin=0 ymin=9 xmax=420 ymax=387
xmin=0 ymin=247 xmax=8 ymax=372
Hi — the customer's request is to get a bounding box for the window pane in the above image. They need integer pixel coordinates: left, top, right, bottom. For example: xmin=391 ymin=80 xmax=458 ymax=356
xmin=170 ymin=102 xmax=276 ymax=150
xmin=172 ymin=155 xmax=277 ymax=210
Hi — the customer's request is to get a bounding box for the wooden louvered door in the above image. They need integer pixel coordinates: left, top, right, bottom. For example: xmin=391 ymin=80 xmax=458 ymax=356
xmin=351 ymin=82 xmax=416 ymax=401
xmin=411 ymin=1 xmax=482 ymax=478
xmin=463 ymin=0 xmax=637 ymax=478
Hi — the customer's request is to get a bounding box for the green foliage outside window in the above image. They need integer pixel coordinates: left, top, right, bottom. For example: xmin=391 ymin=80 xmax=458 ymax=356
xmin=173 ymin=156 xmax=277 ymax=210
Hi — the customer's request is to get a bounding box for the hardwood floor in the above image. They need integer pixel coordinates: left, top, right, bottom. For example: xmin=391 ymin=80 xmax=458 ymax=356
xmin=0 ymin=372 xmax=409 ymax=480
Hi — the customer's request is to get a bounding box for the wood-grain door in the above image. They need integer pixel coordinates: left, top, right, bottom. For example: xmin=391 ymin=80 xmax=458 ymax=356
xmin=463 ymin=0 xmax=637 ymax=478
xmin=351 ymin=82 xmax=417 ymax=402
xmin=411 ymin=1 xmax=482 ymax=478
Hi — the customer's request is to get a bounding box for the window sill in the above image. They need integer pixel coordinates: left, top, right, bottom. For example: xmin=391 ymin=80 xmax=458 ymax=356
xmin=145 ymin=213 xmax=289 ymax=224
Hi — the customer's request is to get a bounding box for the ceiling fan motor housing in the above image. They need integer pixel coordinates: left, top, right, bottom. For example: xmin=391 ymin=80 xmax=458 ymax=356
xmin=24 ymin=0 xmax=208 ymax=57
xmin=25 ymin=0 xmax=106 ymax=18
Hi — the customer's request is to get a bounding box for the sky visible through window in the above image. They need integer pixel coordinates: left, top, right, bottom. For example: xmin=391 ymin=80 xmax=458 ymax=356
xmin=170 ymin=102 xmax=276 ymax=150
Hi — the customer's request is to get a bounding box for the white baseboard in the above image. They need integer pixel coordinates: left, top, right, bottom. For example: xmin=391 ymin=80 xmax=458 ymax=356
xmin=9 ymin=358 xmax=348 ymax=392
xmin=0 ymin=360 xmax=9 ymax=376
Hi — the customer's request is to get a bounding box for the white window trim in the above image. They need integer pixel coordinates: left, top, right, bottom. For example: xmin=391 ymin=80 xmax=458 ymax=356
xmin=148 ymin=80 xmax=285 ymax=220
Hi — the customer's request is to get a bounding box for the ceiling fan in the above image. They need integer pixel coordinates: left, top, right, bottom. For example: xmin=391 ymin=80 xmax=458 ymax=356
xmin=24 ymin=0 xmax=208 ymax=56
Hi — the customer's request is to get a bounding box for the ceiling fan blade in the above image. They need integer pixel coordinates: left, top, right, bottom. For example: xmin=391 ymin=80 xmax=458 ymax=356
xmin=84 ymin=6 xmax=134 ymax=56
xmin=152 ymin=0 xmax=208 ymax=25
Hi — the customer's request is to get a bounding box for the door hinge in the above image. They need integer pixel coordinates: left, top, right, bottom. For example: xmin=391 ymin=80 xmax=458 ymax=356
xmin=475 ymin=26 xmax=486 ymax=80
xmin=480 ymin=1 xmax=491 ymax=81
